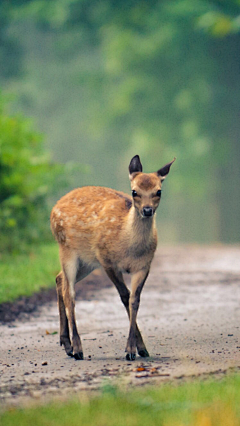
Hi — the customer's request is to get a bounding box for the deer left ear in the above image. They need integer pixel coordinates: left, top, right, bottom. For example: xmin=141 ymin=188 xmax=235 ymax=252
xmin=157 ymin=158 xmax=176 ymax=181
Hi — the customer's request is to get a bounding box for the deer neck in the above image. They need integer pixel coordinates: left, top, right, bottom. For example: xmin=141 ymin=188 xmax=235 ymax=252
xmin=125 ymin=206 xmax=156 ymax=247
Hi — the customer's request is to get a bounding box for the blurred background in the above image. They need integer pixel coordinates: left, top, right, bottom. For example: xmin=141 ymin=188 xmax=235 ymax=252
xmin=1 ymin=0 xmax=240 ymax=252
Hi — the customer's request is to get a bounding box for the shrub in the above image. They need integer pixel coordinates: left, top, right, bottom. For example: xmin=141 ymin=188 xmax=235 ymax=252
xmin=0 ymin=95 xmax=70 ymax=253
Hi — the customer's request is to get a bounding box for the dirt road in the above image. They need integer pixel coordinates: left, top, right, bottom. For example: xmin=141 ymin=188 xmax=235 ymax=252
xmin=1 ymin=245 xmax=240 ymax=406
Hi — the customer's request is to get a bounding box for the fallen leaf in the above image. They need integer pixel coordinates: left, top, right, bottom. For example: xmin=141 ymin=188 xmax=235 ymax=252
xmin=133 ymin=367 xmax=146 ymax=372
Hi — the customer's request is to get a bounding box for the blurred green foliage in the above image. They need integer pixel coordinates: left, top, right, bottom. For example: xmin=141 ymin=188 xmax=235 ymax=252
xmin=0 ymin=94 xmax=73 ymax=253
xmin=0 ymin=243 xmax=59 ymax=303
xmin=0 ymin=0 xmax=240 ymax=244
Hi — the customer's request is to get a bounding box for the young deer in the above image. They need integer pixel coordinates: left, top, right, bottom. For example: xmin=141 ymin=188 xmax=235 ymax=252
xmin=50 ymin=155 xmax=175 ymax=361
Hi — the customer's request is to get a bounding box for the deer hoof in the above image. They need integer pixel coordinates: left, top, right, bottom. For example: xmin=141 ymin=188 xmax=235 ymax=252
xmin=138 ymin=349 xmax=149 ymax=358
xmin=126 ymin=353 xmax=136 ymax=361
xmin=60 ymin=337 xmax=73 ymax=356
xmin=73 ymin=351 xmax=84 ymax=360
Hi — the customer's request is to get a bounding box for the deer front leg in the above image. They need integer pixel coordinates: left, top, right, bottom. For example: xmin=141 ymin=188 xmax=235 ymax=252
xmin=126 ymin=269 xmax=149 ymax=361
xmin=104 ymin=267 xmax=149 ymax=358
xmin=62 ymin=272 xmax=83 ymax=360
xmin=56 ymin=272 xmax=73 ymax=357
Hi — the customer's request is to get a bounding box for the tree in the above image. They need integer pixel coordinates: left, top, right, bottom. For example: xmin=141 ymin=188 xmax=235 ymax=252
xmin=2 ymin=0 xmax=240 ymax=242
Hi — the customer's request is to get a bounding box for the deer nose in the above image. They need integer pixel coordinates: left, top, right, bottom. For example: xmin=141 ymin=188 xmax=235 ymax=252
xmin=142 ymin=206 xmax=153 ymax=217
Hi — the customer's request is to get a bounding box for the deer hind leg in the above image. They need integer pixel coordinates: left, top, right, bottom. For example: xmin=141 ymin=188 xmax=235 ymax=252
xmin=104 ymin=268 xmax=149 ymax=360
xmin=60 ymin=255 xmax=94 ymax=360
xmin=56 ymin=271 xmax=73 ymax=357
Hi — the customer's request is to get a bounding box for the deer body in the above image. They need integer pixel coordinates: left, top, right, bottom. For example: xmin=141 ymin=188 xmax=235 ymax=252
xmin=51 ymin=155 xmax=175 ymax=361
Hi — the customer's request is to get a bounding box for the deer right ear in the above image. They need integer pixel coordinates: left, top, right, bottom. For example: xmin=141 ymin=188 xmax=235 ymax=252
xmin=129 ymin=155 xmax=143 ymax=180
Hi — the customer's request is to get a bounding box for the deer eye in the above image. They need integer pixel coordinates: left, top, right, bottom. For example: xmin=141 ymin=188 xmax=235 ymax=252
xmin=156 ymin=189 xmax=162 ymax=197
xmin=132 ymin=190 xmax=138 ymax=198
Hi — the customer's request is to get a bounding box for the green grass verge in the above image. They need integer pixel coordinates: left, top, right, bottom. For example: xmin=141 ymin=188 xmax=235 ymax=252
xmin=0 ymin=243 xmax=60 ymax=304
xmin=1 ymin=375 xmax=240 ymax=425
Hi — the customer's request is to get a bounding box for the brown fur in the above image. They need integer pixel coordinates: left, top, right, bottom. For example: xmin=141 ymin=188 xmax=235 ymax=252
xmin=136 ymin=173 xmax=158 ymax=191
xmin=50 ymin=156 xmax=175 ymax=361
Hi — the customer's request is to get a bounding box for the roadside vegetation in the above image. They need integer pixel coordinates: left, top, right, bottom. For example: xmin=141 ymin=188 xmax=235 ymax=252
xmin=0 ymin=95 xmax=67 ymax=304
xmin=1 ymin=374 xmax=240 ymax=425
xmin=0 ymin=243 xmax=59 ymax=304
xmin=0 ymin=95 xmax=65 ymax=254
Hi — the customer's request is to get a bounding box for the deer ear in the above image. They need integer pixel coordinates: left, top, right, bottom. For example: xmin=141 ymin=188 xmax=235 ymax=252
xmin=129 ymin=155 xmax=143 ymax=179
xmin=157 ymin=158 xmax=176 ymax=181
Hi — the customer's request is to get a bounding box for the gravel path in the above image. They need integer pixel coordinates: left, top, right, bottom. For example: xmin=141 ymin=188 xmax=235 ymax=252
xmin=1 ymin=245 xmax=240 ymax=406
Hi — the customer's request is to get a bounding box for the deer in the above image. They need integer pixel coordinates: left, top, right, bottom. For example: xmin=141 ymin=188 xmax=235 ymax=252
xmin=50 ymin=155 xmax=175 ymax=361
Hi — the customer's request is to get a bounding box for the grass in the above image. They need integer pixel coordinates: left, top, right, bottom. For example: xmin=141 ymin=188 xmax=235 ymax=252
xmin=1 ymin=374 xmax=240 ymax=425
xmin=0 ymin=243 xmax=60 ymax=304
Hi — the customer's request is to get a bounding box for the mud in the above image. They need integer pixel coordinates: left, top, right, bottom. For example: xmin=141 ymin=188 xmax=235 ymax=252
xmin=1 ymin=245 xmax=240 ymax=407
